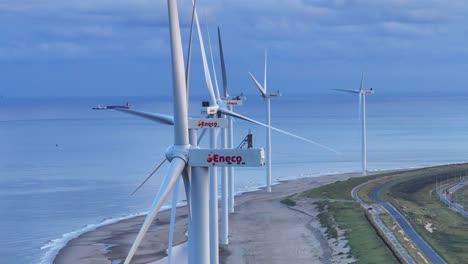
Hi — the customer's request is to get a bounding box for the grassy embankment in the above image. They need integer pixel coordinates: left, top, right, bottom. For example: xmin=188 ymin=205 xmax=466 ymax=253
xmin=376 ymin=164 xmax=468 ymax=264
xmin=294 ymin=175 xmax=398 ymax=264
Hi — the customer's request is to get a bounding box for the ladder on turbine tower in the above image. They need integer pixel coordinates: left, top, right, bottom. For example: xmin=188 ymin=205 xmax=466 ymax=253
xmin=237 ymin=130 xmax=253 ymax=149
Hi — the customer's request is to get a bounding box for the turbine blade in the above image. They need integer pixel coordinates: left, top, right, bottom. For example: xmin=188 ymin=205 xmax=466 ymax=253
xmin=218 ymin=108 xmax=340 ymax=154
xmin=185 ymin=0 xmax=197 ymax=97
xmin=207 ymin=26 xmax=221 ymax=101
xmin=217 ymin=27 xmax=228 ymax=98
xmin=248 ymin=72 xmax=267 ymax=97
xmin=197 ymin=128 xmax=208 ymax=145
xmin=167 ymin=177 xmax=181 ymax=264
xmin=360 ymin=71 xmax=364 ymax=91
xmin=182 ymin=169 xmax=191 ymax=220
xmin=130 ymin=159 xmax=167 ymax=196
xmin=193 ymin=1 xmax=218 ymax=104
xmin=264 ymin=49 xmax=267 ymax=93
xmin=123 ymin=158 xmax=186 ymax=264
xmin=333 ymin=89 xmax=360 ymax=94
xmin=115 ymin=109 xmax=174 ymax=125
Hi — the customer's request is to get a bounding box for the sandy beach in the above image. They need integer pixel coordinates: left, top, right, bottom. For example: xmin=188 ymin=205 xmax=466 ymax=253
xmin=54 ymin=172 xmax=362 ymax=264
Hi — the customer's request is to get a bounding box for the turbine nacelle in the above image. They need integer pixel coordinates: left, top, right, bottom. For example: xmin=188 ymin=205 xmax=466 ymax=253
xmin=189 ymin=117 xmax=228 ymax=129
xmin=189 ymin=148 xmax=265 ymax=167
xmin=222 ymin=94 xmax=247 ymax=107
xmin=361 ymin=88 xmax=375 ymax=95
xmin=201 ymin=101 xmax=220 ymax=115
xmin=266 ymin=90 xmax=282 ymax=98
xmin=165 ymin=143 xmax=265 ymax=168
xmin=334 ymin=88 xmax=376 ymax=95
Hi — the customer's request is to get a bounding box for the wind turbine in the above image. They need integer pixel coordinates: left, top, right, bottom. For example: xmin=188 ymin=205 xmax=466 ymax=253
xmin=122 ymin=5 xmax=225 ymax=263
xmin=207 ymin=49 xmax=221 ymax=264
xmin=117 ymin=3 xmax=247 ymax=263
xmin=248 ymin=50 xmax=281 ymax=193
xmin=217 ymin=26 xmax=246 ymax=243
xmin=122 ymin=0 xmax=212 ymax=263
xmin=334 ymin=72 xmax=374 ymax=176
xmin=117 ymin=1 xmax=338 ymax=263
xmin=96 ymin=2 xmax=220 ymax=263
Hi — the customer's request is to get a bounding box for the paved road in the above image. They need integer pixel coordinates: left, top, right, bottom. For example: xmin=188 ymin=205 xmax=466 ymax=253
xmin=371 ymin=182 xmax=446 ymax=264
xmin=438 ymin=181 xmax=468 ymax=218
xmin=351 ymin=180 xmax=416 ymax=264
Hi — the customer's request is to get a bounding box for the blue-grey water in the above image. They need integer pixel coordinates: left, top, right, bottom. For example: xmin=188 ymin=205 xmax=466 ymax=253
xmin=1 ymin=93 xmax=468 ymax=264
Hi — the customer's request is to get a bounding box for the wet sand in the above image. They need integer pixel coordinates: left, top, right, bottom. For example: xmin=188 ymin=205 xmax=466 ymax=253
xmin=54 ymin=172 xmax=362 ymax=264
xmin=222 ymin=172 xmax=360 ymax=264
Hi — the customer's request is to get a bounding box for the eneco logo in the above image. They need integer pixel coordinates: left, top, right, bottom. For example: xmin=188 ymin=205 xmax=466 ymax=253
xmin=207 ymin=152 xmax=244 ymax=166
xmin=198 ymin=121 xmax=218 ymax=128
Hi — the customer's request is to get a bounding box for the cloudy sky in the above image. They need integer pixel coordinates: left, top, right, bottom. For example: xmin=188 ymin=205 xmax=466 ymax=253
xmin=1 ymin=0 xmax=467 ymax=97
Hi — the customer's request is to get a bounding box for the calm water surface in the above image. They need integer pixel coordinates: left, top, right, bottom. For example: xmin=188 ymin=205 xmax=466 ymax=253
xmin=1 ymin=93 xmax=468 ymax=263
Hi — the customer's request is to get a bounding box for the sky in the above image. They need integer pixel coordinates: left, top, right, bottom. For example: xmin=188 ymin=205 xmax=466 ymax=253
xmin=1 ymin=0 xmax=467 ymax=97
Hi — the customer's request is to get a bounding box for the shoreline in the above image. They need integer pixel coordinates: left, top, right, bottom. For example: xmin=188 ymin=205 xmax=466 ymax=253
xmin=50 ymin=165 xmax=440 ymax=264
xmin=52 ymin=171 xmax=364 ymax=264
xmin=45 ymin=170 xmax=350 ymax=263
xmin=44 ymin=165 xmax=438 ymax=263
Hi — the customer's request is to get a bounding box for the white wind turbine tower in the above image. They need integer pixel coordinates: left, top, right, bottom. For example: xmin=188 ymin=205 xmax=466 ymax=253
xmin=334 ymin=72 xmax=374 ymax=176
xmin=121 ymin=0 xmax=212 ymax=263
xmin=199 ymin=20 xmax=223 ymax=264
xmin=249 ymin=50 xmax=281 ymax=193
xmin=217 ymin=26 xmax=246 ymax=243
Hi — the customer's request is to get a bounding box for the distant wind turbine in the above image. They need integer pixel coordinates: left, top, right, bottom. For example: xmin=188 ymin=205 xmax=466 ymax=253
xmin=217 ymin=26 xmax=247 ymax=243
xmin=334 ymin=72 xmax=374 ymax=176
xmin=248 ymin=50 xmax=281 ymax=192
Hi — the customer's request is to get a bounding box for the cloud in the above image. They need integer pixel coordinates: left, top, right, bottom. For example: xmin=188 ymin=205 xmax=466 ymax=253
xmin=206 ymin=0 xmax=468 ymax=63
xmin=37 ymin=41 xmax=88 ymax=57
xmin=0 ymin=0 xmax=208 ymax=58
xmin=0 ymin=0 xmax=466 ymax=62
xmin=0 ymin=40 xmax=88 ymax=59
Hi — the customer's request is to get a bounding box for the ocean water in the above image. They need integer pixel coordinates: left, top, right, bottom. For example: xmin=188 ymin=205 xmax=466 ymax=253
xmin=1 ymin=93 xmax=468 ymax=264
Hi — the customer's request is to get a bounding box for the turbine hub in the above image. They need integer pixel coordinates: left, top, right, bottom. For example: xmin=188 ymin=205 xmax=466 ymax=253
xmin=165 ymin=144 xmax=191 ymax=163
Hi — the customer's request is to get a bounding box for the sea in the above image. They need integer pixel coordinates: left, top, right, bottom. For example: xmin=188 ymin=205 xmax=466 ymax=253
xmin=1 ymin=92 xmax=468 ymax=264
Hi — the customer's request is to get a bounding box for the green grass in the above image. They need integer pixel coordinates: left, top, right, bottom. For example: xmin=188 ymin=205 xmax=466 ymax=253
xmin=304 ymin=165 xmax=468 ymax=264
xmin=453 ymin=182 xmax=468 ymax=206
xmin=375 ymin=165 xmax=468 ymax=264
xmin=380 ymin=213 xmax=428 ymax=263
xmin=357 ymin=178 xmax=394 ymax=204
xmin=301 ymin=175 xmax=379 ymax=200
xmin=314 ymin=200 xmax=398 ymax=263
xmin=280 ymin=197 xmax=297 ymax=206
xmin=315 ymin=201 xmax=338 ymax=239
xmin=300 ymin=166 xmax=468 ymax=263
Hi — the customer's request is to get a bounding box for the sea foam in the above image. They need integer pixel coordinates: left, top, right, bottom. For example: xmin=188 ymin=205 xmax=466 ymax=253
xmin=39 ymin=211 xmax=147 ymax=264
